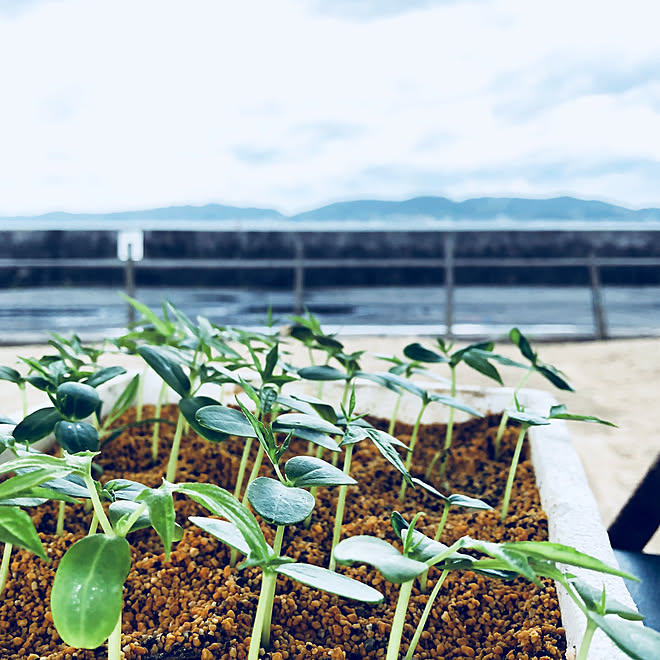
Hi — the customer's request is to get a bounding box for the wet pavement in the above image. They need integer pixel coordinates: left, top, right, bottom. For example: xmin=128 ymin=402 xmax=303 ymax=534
xmin=1 ymin=285 xmax=659 ymax=344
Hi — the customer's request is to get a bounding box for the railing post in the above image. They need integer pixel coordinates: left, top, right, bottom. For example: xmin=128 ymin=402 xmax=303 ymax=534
xmin=588 ymin=253 xmax=607 ymax=340
xmin=444 ymin=232 xmax=455 ymax=337
xmin=293 ymin=233 xmax=305 ymax=314
xmin=124 ymin=243 xmax=136 ymax=326
xmin=117 ymin=230 xmax=143 ymax=327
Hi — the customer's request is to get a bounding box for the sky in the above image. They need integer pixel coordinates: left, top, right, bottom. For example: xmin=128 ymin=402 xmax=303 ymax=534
xmin=1 ymin=0 xmax=659 ymax=216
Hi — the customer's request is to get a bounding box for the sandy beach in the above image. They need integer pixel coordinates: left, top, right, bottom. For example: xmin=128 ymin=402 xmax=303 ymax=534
xmin=1 ymin=335 xmax=658 ymax=552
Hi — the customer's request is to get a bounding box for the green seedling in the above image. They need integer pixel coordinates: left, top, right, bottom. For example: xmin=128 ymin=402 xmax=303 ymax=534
xmin=335 ymin=512 xmax=638 ymax=660
xmin=366 ymin=370 xmax=482 ymax=501
xmin=500 ymin=402 xmax=616 ymax=520
xmin=494 ymin=327 xmax=574 ymax=458
xmin=0 ymin=366 xmax=29 ymax=418
xmin=403 ymin=339 xmax=511 ymax=479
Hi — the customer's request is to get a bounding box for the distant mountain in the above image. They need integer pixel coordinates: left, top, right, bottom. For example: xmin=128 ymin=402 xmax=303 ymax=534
xmin=292 ymin=196 xmax=660 ymax=222
xmin=3 ymin=196 xmax=660 ymax=223
xmin=4 ymin=203 xmax=284 ymax=222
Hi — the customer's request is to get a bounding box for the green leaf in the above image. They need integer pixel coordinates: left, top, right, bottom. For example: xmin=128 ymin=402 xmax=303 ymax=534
xmin=535 ymin=363 xmax=574 ymax=392
xmin=285 ymin=393 xmax=338 ymax=425
xmin=137 ymin=345 xmax=191 ymax=398
xmin=403 ymin=343 xmax=447 ymax=364
xmin=548 ymin=404 xmax=616 ymax=427
xmin=288 ymin=427 xmax=341 ymax=452
xmin=0 ymin=366 xmax=23 ymax=384
xmin=246 ymin=477 xmax=315 ymax=526
xmin=468 ymin=349 xmax=528 ymax=370
xmin=462 ymin=351 xmax=503 ymax=384
xmin=189 ymin=516 xmax=253 ymax=557
xmin=297 ymin=365 xmax=347 ymax=381
xmin=371 ymin=371 xmax=426 ymax=399
xmin=588 ymin=612 xmax=660 ymax=660
xmin=427 ymin=393 xmax=483 ymax=417
xmin=273 ymin=412 xmax=343 ymax=436
xmin=509 ymin=327 xmax=537 ymax=363
xmin=275 ymin=563 xmax=383 ymax=603
xmin=284 ymin=456 xmax=357 ymax=488
xmin=54 ymin=421 xmax=99 ymax=453
xmin=12 ymin=407 xmax=63 ymax=444
xmin=571 ymin=578 xmax=644 ymax=620
xmin=363 ymin=428 xmax=411 ymax=483
xmin=136 ymin=485 xmax=176 ymax=560
xmin=102 ymin=374 xmax=140 ymax=426
xmin=55 ymin=382 xmax=101 ymax=421
xmin=51 ymin=535 xmax=131 ymax=648
xmin=0 ymin=416 xmax=15 ymax=425
xmin=0 ymin=469 xmax=62 ymax=502
xmin=120 ymin=293 xmax=174 ymax=337
xmin=445 ymin=493 xmax=493 ymax=510
xmin=103 ymin=478 xmax=147 ymax=501
xmin=175 ymin=482 xmax=269 ymax=563
xmin=289 ymin=325 xmax=314 ymax=344
xmin=333 ymin=535 xmax=428 ymax=583
xmin=109 ymin=500 xmax=151 ymax=534
xmin=504 ymin=408 xmax=551 ymax=427
xmin=179 ymin=397 xmax=228 ymax=443
xmin=195 ymin=405 xmax=257 ymax=438
xmin=84 ymin=366 xmax=126 ymax=389
xmin=0 ymin=507 xmax=47 ymax=560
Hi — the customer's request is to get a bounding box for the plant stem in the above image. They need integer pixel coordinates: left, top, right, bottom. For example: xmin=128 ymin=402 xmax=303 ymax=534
xmin=304 ymin=445 xmax=325 ymax=528
xmin=259 ymin=524 xmax=285 ymax=648
xmin=242 ymin=444 xmax=265 ymax=504
xmin=136 ymin=369 xmax=145 ymax=422
xmin=20 ymin=384 xmax=27 ymax=418
xmin=0 ymin=543 xmax=12 ymax=597
xmin=405 ymin=569 xmax=449 ymax=660
xmin=151 ymin=380 xmax=168 ymax=463
xmin=56 ymin=500 xmax=66 ymax=536
xmin=500 ymin=425 xmax=528 ymax=521
xmin=398 ymin=402 xmax=428 ymax=502
xmin=436 ymin=367 xmax=457 ymax=479
xmin=88 ymin=511 xmax=99 ymax=536
xmin=386 ymin=579 xmax=414 ymax=660
xmin=248 ymin=569 xmax=278 ymax=660
xmin=107 ymin=606 xmax=122 ymax=660
xmin=329 ymin=443 xmax=354 ymax=571
xmin=576 ymin=618 xmax=597 ymax=660
xmin=341 ymin=378 xmax=351 ymax=409
xmin=83 ymin=474 xmax=115 ymax=537
xmin=233 ymin=437 xmax=254 ymax=500
xmin=165 ymin=412 xmax=185 ymax=483
xmin=419 ymin=502 xmax=451 ymax=592
xmin=494 ymin=367 xmax=533 ymax=459
xmin=388 ymin=392 xmax=402 ymax=436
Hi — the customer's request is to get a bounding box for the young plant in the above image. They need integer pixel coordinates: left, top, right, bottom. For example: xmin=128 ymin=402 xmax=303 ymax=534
xmin=334 ymin=512 xmax=639 ymax=660
xmin=494 ymin=327 xmax=574 ymax=458
xmin=403 ymin=339 xmax=512 ymax=479
xmin=499 ymin=402 xmax=616 ymax=520
xmin=0 ymin=366 xmax=29 ymax=418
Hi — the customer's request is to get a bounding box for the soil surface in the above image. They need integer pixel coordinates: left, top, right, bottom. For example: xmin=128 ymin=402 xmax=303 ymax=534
xmin=0 ymin=406 xmax=567 ymax=660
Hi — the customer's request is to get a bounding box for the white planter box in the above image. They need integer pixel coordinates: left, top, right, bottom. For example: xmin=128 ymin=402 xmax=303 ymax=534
xmin=6 ymin=372 xmax=639 ymax=660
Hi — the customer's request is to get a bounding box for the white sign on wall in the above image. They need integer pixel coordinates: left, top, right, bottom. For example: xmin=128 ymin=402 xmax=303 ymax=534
xmin=117 ymin=230 xmax=144 ymax=262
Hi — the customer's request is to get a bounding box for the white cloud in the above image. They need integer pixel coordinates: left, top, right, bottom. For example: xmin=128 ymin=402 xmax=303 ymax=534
xmin=0 ymin=0 xmax=659 ymax=214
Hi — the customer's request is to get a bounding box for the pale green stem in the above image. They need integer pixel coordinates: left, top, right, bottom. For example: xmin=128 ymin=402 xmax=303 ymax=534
xmin=500 ymin=425 xmax=528 ymax=521
xmin=56 ymin=500 xmax=66 ymax=536
xmin=165 ymin=412 xmax=185 ymax=483
xmin=328 ymin=443 xmax=354 ymax=571
xmin=234 ymin=437 xmax=254 ymax=500
xmin=107 ymin=606 xmax=122 ymax=660
xmin=151 ymin=380 xmax=169 ymax=463
xmin=88 ymin=511 xmax=99 ymax=536
xmin=20 ymin=384 xmax=27 ymax=418
xmin=420 ymin=502 xmax=451 ymax=592
xmin=136 ymin=369 xmax=146 ymax=422
xmin=576 ymin=618 xmax=597 ymax=660
xmin=83 ymin=474 xmax=115 ymax=537
xmin=121 ymin=502 xmax=148 ymax=535
xmin=242 ymin=444 xmax=265 ymax=505
xmin=436 ymin=367 xmax=457 ymax=479
xmin=341 ymin=378 xmax=351 ymax=409
xmin=260 ymin=525 xmax=285 ymax=646
xmin=398 ymin=402 xmax=428 ymax=502
xmin=494 ymin=367 xmax=533 ymax=459
xmin=386 ymin=579 xmax=415 ymax=660
xmin=388 ymin=392 xmax=403 ymax=436
xmin=405 ymin=569 xmax=449 ymax=660
xmin=331 ymin=451 xmax=339 ymax=467
xmin=0 ymin=543 xmax=13 ymax=597
xmin=248 ymin=569 xmax=278 ymax=660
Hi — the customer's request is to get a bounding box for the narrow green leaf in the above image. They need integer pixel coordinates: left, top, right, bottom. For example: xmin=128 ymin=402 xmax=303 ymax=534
xmin=175 ymin=482 xmax=269 ymax=563
xmin=275 ymin=563 xmax=383 ymax=603
xmin=403 ymin=343 xmax=447 ymax=364
xmin=195 ymin=405 xmax=257 ymax=438
xmin=0 ymin=366 xmax=23 ymax=384
xmin=288 ymin=427 xmax=341 ymax=452
xmin=55 ymin=421 xmax=99 ymax=453
xmin=504 ymin=408 xmax=551 ymax=427
xmin=548 ymin=405 xmax=616 ymax=427
xmin=120 ymin=293 xmax=174 ymax=336
xmin=463 ymin=351 xmax=503 ymax=384
xmin=298 ymin=365 xmax=347 ymax=381
xmin=136 ymin=486 xmax=176 ymax=560
xmin=0 ymin=507 xmax=47 ymax=560
xmin=284 ymin=456 xmax=357 ymax=488
xmin=51 ymin=535 xmax=131 ymax=649
xmin=287 ymin=393 xmax=338 ymax=424
xmin=535 ymin=363 xmax=574 ymax=392
xmin=103 ymin=374 xmax=140 ymax=425
xmin=427 ymin=393 xmax=483 ymax=417
xmin=509 ymin=327 xmax=537 ymax=363
xmin=273 ymin=412 xmax=343 ymax=436
xmin=0 ymin=469 xmax=63 ymax=501
xmin=246 ymin=477 xmax=315 ymax=526
xmin=84 ymin=366 xmax=126 ymax=389
xmin=588 ymin=611 xmax=660 ymax=660
xmin=137 ymin=345 xmax=191 ymax=398
xmin=333 ymin=535 xmax=428 ymax=583
xmin=571 ymin=579 xmax=644 ymax=620
xmin=189 ymin=516 xmax=252 ymax=557
xmin=12 ymin=407 xmax=63 ymax=444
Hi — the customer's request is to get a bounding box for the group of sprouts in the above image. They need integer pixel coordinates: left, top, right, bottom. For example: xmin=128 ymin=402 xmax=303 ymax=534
xmin=0 ymin=297 xmax=657 ymax=660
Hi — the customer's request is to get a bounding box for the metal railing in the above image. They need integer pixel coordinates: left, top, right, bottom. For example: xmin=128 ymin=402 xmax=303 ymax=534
xmin=3 ymin=231 xmax=660 ymax=338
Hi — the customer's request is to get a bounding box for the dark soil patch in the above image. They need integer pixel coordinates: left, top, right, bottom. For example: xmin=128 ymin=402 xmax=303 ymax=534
xmin=0 ymin=406 xmax=566 ymax=659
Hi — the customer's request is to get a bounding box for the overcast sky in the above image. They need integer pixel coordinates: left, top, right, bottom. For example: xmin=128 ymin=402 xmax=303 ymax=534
xmin=1 ymin=0 xmax=659 ymax=215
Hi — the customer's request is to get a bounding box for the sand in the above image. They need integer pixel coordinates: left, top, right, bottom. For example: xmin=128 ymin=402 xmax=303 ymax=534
xmin=1 ymin=335 xmax=658 ymax=553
